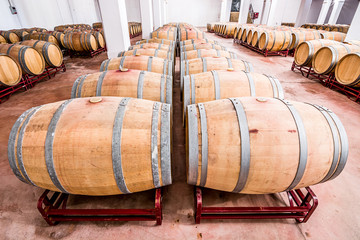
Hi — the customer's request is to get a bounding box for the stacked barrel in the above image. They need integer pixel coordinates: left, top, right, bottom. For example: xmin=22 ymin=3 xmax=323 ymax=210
xmin=91 ymin=21 xmax=142 ymax=39
xmin=8 ymin=24 xmax=176 ymax=196
xmin=301 ymin=23 xmax=349 ymax=33
xmin=232 ymin=24 xmax=347 ymax=53
xmin=180 ymin=24 xmax=348 ymax=194
xmin=213 ymin=23 xmax=240 ymax=38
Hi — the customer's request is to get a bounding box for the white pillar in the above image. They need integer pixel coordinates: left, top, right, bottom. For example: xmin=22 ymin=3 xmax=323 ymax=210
xmin=295 ymin=0 xmax=312 ymax=27
xmin=219 ymin=0 xmax=227 ymax=22
xmin=153 ymin=0 xmax=162 ymax=29
xmin=317 ymin=0 xmax=332 ymax=24
xmin=98 ymin=0 xmax=130 ymax=58
xmin=225 ymin=0 xmax=232 ymax=22
xmin=267 ymin=0 xmax=284 ymax=26
xmin=328 ymin=0 xmax=345 ymax=24
xmin=345 ymin=2 xmax=360 ymax=41
xmin=161 ymin=0 xmax=167 ymax=25
xmin=238 ymin=0 xmax=250 ymax=24
xmin=140 ymin=0 xmax=154 ymax=39
xmin=260 ymin=0 xmax=271 ymax=24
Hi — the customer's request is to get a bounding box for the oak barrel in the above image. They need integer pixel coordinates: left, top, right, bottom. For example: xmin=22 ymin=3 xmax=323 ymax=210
xmin=136 ymin=38 xmax=175 ymax=47
xmin=151 ymin=28 xmax=177 ymax=41
xmin=258 ymin=31 xmax=292 ymax=51
xmin=63 ymin=32 xmax=98 ymax=51
xmin=0 ymin=44 xmax=45 ymax=75
xmin=186 ymin=97 xmax=348 ymax=194
xmin=129 ymin=43 xmax=174 ymax=52
xmin=100 ymin=55 xmax=173 ymax=76
xmin=179 ymin=39 xmax=218 ymax=46
xmin=52 ymin=31 xmax=65 ymax=48
xmin=180 ymin=43 xmax=227 ymax=52
xmin=180 ymin=57 xmax=253 ymax=91
xmin=118 ymin=49 xmax=174 ymax=61
xmin=91 ymin=31 xmax=105 ymax=48
xmin=320 ymin=32 xmax=346 ymax=42
xmin=23 ymin=33 xmax=59 ymax=46
xmin=294 ymin=40 xmax=341 ymax=66
xmin=180 ymin=49 xmax=237 ymax=61
xmin=179 ymin=28 xmax=205 ymax=41
xmin=183 ymin=70 xmax=284 ymax=120
xmin=20 ymin=40 xmax=63 ymax=67
xmin=71 ymin=70 xmax=172 ymax=105
xmin=312 ymin=44 xmax=360 ymax=74
xmin=1 ymin=31 xmax=20 ymax=43
xmin=8 ymin=97 xmax=172 ymax=195
xmin=0 ymin=54 xmax=22 ymax=86
xmin=335 ymin=53 xmax=360 ymax=86
xmin=289 ymin=30 xmax=322 ymax=50
xmin=0 ymin=34 xmax=6 ymax=44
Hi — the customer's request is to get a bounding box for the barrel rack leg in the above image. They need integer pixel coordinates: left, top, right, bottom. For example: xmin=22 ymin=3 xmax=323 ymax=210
xmin=37 ymin=188 xmax=163 ymax=226
xmin=194 ymin=186 xmax=318 ymax=224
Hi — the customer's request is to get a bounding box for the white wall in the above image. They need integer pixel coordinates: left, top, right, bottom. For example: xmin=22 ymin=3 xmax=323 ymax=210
xmin=305 ymin=0 xmax=323 ymax=23
xmin=167 ymin=0 xmax=222 ymax=26
xmin=281 ymin=0 xmax=302 ymax=23
xmin=0 ymin=0 xmax=101 ymax=30
xmin=126 ymin=0 xmax=141 ymax=22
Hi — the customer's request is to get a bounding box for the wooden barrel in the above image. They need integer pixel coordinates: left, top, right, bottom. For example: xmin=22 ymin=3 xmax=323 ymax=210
xmin=186 ymin=97 xmax=348 ymax=194
xmin=71 ymin=70 xmax=172 ymax=104
xmin=91 ymin=31 xmax=105 ymax=48
xmin=0 ymin=34 xmax=6 ymax=44
xmin=180 ymin=43 xmax=227 ymax=52
xmin=241 ymin=27 xmax=255 ymax=42
xmin=136 ymin=38 xmax=175 ymax=46
xmin=223 ymin=24 xmax=238 ymax=37
xmin=312 ymin=44 xmax=360 ymax=74
xmin=92 ymin=22 xmax=103 ymax=29
xmin=181 ymin=49 xmax=237 ymax=61
xmin=151 ymin=29 xmax=177 ymax=41
xmin=63 ymin=32 xmax=98 ymax=51
xmin=0 ymin=44 xmax=45 ymax=75
xmin=12 ymin=30 xmax=29 ymax=40
xmin=23 ymin=33 xmax=59 ymax=46
xmin=129 ymin=43 xmax=174 ymax=52
xmin=180 ymin=57 xmax=253 ymax=91
xmin=258 ymin=30 xmax=292 ymax=51
xmin=118 ymin=49 xmax=174 ymax=61
xmin=179 ymin=39 xmax=218 ymax=46
xmin=294 ymin=39 xmax=341 ymax=66
xmin=320 ymin=32 xmax=346 ymax=42
xmin=20 ymin=40 xmax=63 ymax=67
xmin=1 ymin=31 xmax=20 ymax=43
xmin=8 ymin=97 xmax=172 ymax=196
xmin=289 ymin=30 xmax=322 ymax=50
xmin=335 ymin=53 xmax=360 ymax=86
xmin=100 ymin=55 xmax=173 ymax=76
xmin=183 ymin=70 xmax=284 ymax=119
xmin=251 ymin=29 xmax=265 ymax=46
xmin=52 ymin=31 xmax=65 ymax=48
xmin=0 ymin=54 xmax=22 ymax=86
xmin=179 ymin=28 xmax=205 ymax=41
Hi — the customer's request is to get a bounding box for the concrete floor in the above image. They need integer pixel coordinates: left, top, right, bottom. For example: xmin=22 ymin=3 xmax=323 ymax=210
xmin=0 ymin=32 xmax=359 ymax=240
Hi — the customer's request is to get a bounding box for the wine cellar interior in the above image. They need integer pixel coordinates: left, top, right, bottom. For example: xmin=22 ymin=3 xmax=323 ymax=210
xmin=0 ymin=0 xmax=359 ymax=239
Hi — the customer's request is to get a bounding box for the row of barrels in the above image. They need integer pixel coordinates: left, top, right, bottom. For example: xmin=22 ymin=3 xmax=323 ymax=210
xmin=54 ymin=24 xmax=91 ymax=32
xmin=8 ymin=23 xmax=348 ymax=197
xmin=294 ymin=39 xmax=360 ymax=86
xmin=91 ymin=21 xmax=142 ymax=37
xmin=0 ymin=28 xmax=47 ymax=43
xmin=301 ymin=23 xmax=349 ymax=33
xmin=8 ymin=24 xmax=177 ymax=196
xmin=235 ymin=25 xmax=347 ymax=51
xmin=281 ymin=22 xmax=295 ymax=27
xmin=179 ymin=27 xmax=348 ymax=194
xmin=0 ymin=40 xmax=63 ymax=86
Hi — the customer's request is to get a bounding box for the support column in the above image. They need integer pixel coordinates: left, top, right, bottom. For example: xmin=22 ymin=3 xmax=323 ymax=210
xmin=219 ymin=0 xmax=227 ymax=22
xmin=295 ymin=0 xmax=313 ymax=27
xmin=238 ymin=0 xmax=251 ymax=24
xmin=317 ymin=0 xmax=332 ymax=24
xmin=328 ymin=0 xmax=345 ymax=24
xmin=267 ymin=0 xmax=284 ymax=26
xmin=153 ymin=0 xmax=162 ymax=29
xmin=345 ymin=2 xmax=360 ymax=41
xmin=161 ymin=0 xmax=167 ymax=25
xmin=140 ymin=0 xmax=154 ymax=39
xmin=260 ymin=0 xmax=271 ymax=24
xmin=98 ymin=0 xmax=130 ymax=58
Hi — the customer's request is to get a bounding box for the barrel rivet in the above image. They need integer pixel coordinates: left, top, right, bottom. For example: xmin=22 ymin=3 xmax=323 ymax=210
xmin=89 ymin=97 xmax=102 ymax=103
xmin=120 ymin=67 xmax=129 ymax=72
xmin=227 ymin=68 xmax=234 ymax=71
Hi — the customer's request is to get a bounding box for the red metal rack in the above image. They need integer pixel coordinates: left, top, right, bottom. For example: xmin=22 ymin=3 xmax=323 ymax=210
xmin=37 ymin=188 xmax=163 ymax=226
xmin=194 ymin=187 xmax=318 ymax=224
xmin=234 ymin=40 xmax=289 ymax=57
xmin=325 ymin=77 xmax=360 ymax=103
xmin=215 ymin=32 xmax=233 ymax=38
xmin=291 ymin=61 xmax=330 ymax=84
xmin=0 ymin=63 xmax=66 ymax=104
xmin=69 ymin=47 xmax=107 ymax=58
